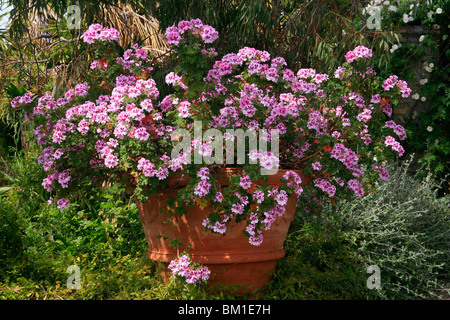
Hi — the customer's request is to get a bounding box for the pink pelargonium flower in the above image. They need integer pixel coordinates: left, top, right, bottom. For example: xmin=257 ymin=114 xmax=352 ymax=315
xmin=83 ymin=24 xmax=120 ymax=43
xmin=134 ymin=48 xmax=147 ymax=60
xmin=165 ymin=26 xmax=182 ymax=46
xmin=58 ymin=172 xmax=71 ymax=188
xmin=265 ymin=67 xmax=279 ymax=82
xmin=104 ymin=154 xmax=119 ymax=168
xmin=197 ymin=167 xmax=210 ymax=180
xmin=134 ymin=127 xmax=150 ymax=141
xmin=249 ymin=230 xmax=264 ymax=246
xmin=253 ymin=190 xmax=265 ymax=203
xmin=168 ymin=254 xmax=210 ymax=284
xmin=239 ymin=175 xmax=252 ymax=190
xmin=297 ymin=68 xmax=316 ymax=79
xmin=231 ymin=203 xmax=245 ymax=215
xmin=214 ymin=192 xmax=223 ymax=203
xmin=345 ymin=45 xmax=372 ymax=63
xmin=178 ymin=100 xmax=191 ymax=118
xmin=194 ymin=179 xmax=211 ymax=197
xmin=373 ymin=163 xmax=390 ymax=181
xmin=275 ymin=190 xmax=289 ymax=206
xmin=42 ymin=174 xmax=56 ymax=192
xmin=177 ymin=20 xmax=194 ymax=34
xmin=312 ymin=161 xmax=322 ymax=171
xmin=314 ymin=179 xmax=336 ymax=198
xmin=348 ymin=179 xmax=364 ymax=197
xmin=11 ymin=93 xmax=33 ymax=108
xmin=200 ymin=25 xmax=219 ymax=43
xmin=155 ymin=167 xmax=169 ymax=180
xmin=57 ymin=198 xmax=70 ymax=210
xmin=384 ymin=136 xmax=405 ymax=156
xmin=344 ymin=50 xmax=357 ymax=63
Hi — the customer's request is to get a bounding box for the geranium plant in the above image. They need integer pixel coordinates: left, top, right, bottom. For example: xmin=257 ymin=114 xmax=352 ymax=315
xmin=12 ymin=19 xmax=410 ymax=283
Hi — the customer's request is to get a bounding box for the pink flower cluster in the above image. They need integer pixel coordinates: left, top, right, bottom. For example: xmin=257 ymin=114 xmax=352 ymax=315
xmin=165 ymin=19 xmax=218 ymax=46
xmin=11 ymin=20 xmax=413 ymax=247
xmin=330 ymin=143 xmax=363 ymax=178
xmin=168 ymin=254 xmax=211 ymax=284
xmin=384 ymin=136 xmax=405 ymax=157
xmin=116 ymin=44 xmax=148 ymax=71
xmin=11 ymin=93 xmax=33 ymax=108
xmin=200 ymin=170 xmax=303 ymax=247
xmin=345 ymin=45 xmax=373 ymax=63
xmin=382 ymin=75 xmax=412 ymax=98
xmin=82 ymin=24 xmax=120 ymax=44
xmin=347 ymin=179 xmax=364 ymax=197
xmin=314 ymin=179 xmax=336 ymax=197
xmin=385 ymin=120 xmax=406 ymax=140
xmin=249 ymin=150 xmax=280 ymax=170
xmin=165 ymin=72 xmax=188 ymax=90
xmin=282 ymin=170 xmax=304 ymax=196
xmin=12 ymin=52 xmax=171 ymax=209
xmin=56 ymin=198 xmax=70 ymax=209
xmin=372 ymin=163 xmax=389 ymax=181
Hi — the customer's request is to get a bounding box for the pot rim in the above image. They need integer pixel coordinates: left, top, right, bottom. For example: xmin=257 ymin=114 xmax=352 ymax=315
xmin=167 ymin=167 xmax=310 ymax=187
xmin=148 ymin=249 xmax=286 ymax=264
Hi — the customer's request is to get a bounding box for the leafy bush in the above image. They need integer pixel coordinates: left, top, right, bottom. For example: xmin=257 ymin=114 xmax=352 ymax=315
xmin=263 ymin=219 xmax=369 ymax=300
xmin=0 ymin=197 xmax=26 ymax=263
xmin=373 ymin=0 xmax=450 ymax=192
xmin=332 ymin=157 xmax=449 ymax=299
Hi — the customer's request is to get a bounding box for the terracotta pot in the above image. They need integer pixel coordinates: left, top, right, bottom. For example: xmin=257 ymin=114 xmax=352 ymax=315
xmin=136 ymin=168 xmax=310 ymax=292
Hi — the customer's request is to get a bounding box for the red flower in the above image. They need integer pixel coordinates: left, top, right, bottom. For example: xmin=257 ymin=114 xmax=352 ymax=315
xmin=323 ymin=145 xmax=332 ymax=152
xmin=98 ymin=59 xmax=108 ymax=69
xmin=380 ymin=97 xmax=390 ymax=106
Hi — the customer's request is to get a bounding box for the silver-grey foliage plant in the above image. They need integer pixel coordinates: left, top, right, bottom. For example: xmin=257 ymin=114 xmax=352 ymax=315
xmin=333 ymin=156 xmax=449 ymax=299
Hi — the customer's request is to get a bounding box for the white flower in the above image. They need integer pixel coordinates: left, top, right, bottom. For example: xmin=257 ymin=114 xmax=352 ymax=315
xmin=419 ymin=35 xmax=425 ymax=42
xmin=388 ymin=5 xmax=397 ymax=12
xmin=390 ymin=44 xmax=399 ymax=53
xmin=412 ymin=93 xmax=420 ymax=100
xmin=421 ymin=96 xmax=427 ymax=102
xmin=427 ymin=126 xmax=433 ymax=132
xmin=436 ymin=8 xmax=442 ymax=14
xmin=424 ymin=62 xmax=434 ymax=72
xmin=419 ymin=78 xmax=428 ymax=85
xmin=403 ymin=13 xmax=409 ymax=23
xmin=427 ymin=11 xmax=434 ymax=18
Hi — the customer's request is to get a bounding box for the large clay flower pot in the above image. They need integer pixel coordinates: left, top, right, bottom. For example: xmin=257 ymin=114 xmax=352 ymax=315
xmin=136 ymin=168 xmax=310 ymax=292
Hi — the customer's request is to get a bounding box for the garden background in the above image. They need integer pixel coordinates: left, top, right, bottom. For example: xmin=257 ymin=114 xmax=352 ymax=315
xmin=0 ymin=0 xmax=449 ymax=300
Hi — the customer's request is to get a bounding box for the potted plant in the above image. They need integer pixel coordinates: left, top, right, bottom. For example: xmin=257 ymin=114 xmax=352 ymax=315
xmin=12 ymin=19 xmax=410 ymax=291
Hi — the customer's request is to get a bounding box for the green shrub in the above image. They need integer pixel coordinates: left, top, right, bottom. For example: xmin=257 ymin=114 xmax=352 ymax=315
xmin=334 ymin=158 xmax=449 ymax=299
xmin=263 ymin=220 xmax=369 ymax=300
xmin=0 ymin=197 xmax=26 ymax=263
